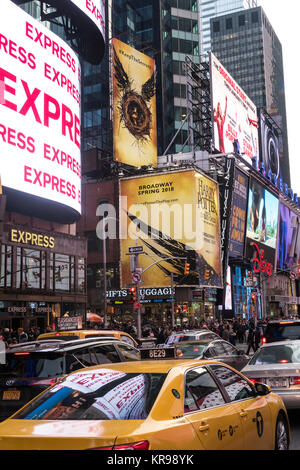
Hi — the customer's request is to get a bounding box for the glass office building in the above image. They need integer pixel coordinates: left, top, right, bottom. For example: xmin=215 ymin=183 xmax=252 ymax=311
xmin=199 ymin=0 xmax=257 ymax=54
xmin=211 ymin=6 xmax=290 ymax=186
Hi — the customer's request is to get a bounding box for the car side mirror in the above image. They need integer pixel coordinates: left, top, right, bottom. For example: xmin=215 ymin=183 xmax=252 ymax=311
xmin=254 ymin=382 xmax=271 ymax=396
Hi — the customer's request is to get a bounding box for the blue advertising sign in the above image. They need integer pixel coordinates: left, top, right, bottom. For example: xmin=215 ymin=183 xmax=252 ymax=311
xmin=229 ymin=168 xmax=249 ymax=258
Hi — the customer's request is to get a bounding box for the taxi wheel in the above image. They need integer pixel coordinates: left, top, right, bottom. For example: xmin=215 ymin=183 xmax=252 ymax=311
xmin=275 ymin=414 xmax=289 ymax=450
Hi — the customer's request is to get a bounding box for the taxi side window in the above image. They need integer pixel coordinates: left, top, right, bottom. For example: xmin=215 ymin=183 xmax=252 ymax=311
xmin=89 ymin=345 xmax=120 ymax=364
xmin=117 ymin=344 xmax=140 ymax=361
xmin=213 ymin=342 xmax=226 ymax=355
xmin=120 ymin=335 xmax=135 ymax=347
xmin=222 ymin=343 xmax=238 ymax=356
xmin=184 ymin=367 xmax=225 ymax=413
xmin=210 ymin=365 xmax=255 ymax=402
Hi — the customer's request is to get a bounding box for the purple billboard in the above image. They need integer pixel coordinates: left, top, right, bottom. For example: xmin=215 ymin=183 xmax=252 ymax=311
xmin=277 ymin=203 xmax=300 ymax=271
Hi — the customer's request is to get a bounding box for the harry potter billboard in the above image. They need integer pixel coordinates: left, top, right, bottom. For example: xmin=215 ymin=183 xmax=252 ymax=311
xmin=112 ymin=38 xmax=157 ymax=168
xmin=120 ymin=170 xmax=222 ymax=288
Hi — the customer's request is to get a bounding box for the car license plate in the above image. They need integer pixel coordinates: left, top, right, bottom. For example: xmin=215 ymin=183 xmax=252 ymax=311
xmin=267 ymin=378 xmax=289 ymax=389
xmin=2 ymin=390 xmax=21 ymax=400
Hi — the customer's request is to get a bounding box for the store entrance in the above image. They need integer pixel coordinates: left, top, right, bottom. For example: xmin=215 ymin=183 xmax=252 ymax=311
xmin=0 ymin=317 xmax=24 ymax=332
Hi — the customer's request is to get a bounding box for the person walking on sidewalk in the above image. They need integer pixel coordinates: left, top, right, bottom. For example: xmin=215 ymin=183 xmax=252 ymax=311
xmin=246 ymin=324 xmax=256 ymax=354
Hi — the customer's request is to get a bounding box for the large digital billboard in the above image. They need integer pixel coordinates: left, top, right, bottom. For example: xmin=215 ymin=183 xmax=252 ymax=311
xmin=259 ymin=110 xmax=281 ymax=179
xmin=228 ymin=168 xmax=249 ymax=258
xmin=69 ymin=0 xmax=105 ymax=40
xmin=277 ymin=203 xmax=300 ymax=271
xmin=0 ymin=1 xmax=81 ymax=222
xmin=245 ymin=178 xmax=279 ymax=271
xmin=112 ymin=38 xmax=157 ymax=168
xmin=210 ymin=53 xmax=259 ymax=163
xmin=120 ymin=170 xmax=222 ymax=288
xmin=29 ymin=0 xmax=106 ymax=64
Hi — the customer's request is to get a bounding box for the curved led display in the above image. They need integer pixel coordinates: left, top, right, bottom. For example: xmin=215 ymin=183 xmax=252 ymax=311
xmin=38 ymin=0 xmax=106 ymax=65
xmin=0 ymin=1 xmax=81 ymax=222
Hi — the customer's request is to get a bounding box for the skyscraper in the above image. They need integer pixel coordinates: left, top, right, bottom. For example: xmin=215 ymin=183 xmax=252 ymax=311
xmin=210 ymin=6 xmax=290 ymax=186
xmin=199 ymin=0 xmax=257 ymax=54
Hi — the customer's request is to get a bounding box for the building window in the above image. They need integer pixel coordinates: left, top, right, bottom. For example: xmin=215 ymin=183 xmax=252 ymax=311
xmin=238 ymin=15 xmax=245 ymax=27
xmin=251 ymin=11 xmax=259 ymax=23
xmin=226 ymin=18 xmax=233 ymax=30
xmin=212 ymin=21 xmax=220 ymax=33
xmin=78 ymin=257 xmax=86 ymax=293
xmin=0 ymin=245 xmax=12 ymax=288
xmin=16 ymin=248 xmax=46 ymax=290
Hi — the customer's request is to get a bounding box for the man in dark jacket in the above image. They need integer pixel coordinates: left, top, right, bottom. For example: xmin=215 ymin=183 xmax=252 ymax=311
xmin=246 ymin=326 xmax=256 ymax=354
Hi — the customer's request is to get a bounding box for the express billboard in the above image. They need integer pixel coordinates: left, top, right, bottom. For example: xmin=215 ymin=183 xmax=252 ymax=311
xmin=0 ymin=1 xmax=81 ymax=222
xmin=29 ymin=0 xmax=106 ymax=64
xmin=69 ymin=0 xmax=105 ymax=39
xmin=228 ymin=168 xmax=249 ymax=258
xmin=277 ymin=203 xmax=300 ymax=271
xmin=245 ymin=178 xmax=279 ymax=272
xmin=210 ymin=53 xmax=259 ymax=163
xmin=112 ymin=38 xmax=157 ymax=168
xmin=120 ymin=170 xmax=222 ymax=288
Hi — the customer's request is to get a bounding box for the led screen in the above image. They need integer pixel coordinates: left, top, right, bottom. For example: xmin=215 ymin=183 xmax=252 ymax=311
xmin=0 ymin=1 xmax=81 ymax=218
xmin=245 ymin=178 xmax=279 ymax=267
xmin=277 ymin=203 xmax=300 ymax=271
xmin=69 ymin=0 xmax=105 ymax=40
xmin=210 ymin=53 xmax=259 ymax=163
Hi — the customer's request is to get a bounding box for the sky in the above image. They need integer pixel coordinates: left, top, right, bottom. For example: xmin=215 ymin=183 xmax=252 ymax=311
xmin=259 ymin=0 xmax=300 ymax=194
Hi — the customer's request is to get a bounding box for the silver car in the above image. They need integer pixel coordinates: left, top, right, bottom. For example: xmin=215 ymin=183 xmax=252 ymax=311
xmin=241 ymin=340 xmax=300 ymax=409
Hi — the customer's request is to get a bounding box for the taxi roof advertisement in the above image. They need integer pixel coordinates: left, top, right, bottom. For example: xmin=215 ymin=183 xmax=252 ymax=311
xmin=210 ymin=52 xmax=259 ymax=163
xmin=119 ymin=170 xmax=222 ymax=288
xmin=112 ymin=38 xmax=157 ymax=168
xmin=0 ymin=0 xmax=81 ymax=220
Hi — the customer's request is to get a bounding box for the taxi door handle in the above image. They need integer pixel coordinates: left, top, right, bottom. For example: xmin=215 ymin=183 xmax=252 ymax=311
xmin=199 ymin=422 xmax=210 ymax=432
xmin=240 ymin=409 xmax=248 ymax=418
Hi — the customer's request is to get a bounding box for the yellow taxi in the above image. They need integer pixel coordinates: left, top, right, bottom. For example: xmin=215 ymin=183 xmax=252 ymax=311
xmin=0 ymin=355 xmax=290 ymax=450
xmin=37 ymin=330 xmax=138 ymax=347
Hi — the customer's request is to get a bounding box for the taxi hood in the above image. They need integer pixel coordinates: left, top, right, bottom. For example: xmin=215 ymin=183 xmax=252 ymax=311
xmin=0 ymin=419 xmax=146 ymax=450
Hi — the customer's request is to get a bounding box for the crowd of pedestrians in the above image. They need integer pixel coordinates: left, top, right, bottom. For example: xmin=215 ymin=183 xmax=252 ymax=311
xmin=0 ymin=317 xmax=272 ymax=353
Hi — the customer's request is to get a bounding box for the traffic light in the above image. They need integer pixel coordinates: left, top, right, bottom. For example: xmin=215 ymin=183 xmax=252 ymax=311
xmin=298 ymin=267 xmax=300 ymax=278
xmin=129 ymin=287 xmax=137 ymax=302
xmin=184 ymin=263 xmax=190 ymax=275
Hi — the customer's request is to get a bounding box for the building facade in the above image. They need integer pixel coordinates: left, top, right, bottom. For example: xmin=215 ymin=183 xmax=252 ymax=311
xmin=210 ymin=6 xmax=291 ymax=187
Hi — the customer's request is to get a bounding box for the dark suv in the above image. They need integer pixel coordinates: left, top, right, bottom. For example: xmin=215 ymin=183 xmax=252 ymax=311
xmin=0 ymin=338 xmax=140 ymax=421
xmin=262 ymin=320 xmax=300 ymax=344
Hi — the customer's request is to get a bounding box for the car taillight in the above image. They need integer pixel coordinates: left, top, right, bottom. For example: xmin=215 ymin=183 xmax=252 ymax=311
xmin=249 ymin=378 xmax=261 ymax=384
xmin=262 ymin=337 xmax=266 ymax=345
xmin=89 ymin=441 xmax=149 ymax=450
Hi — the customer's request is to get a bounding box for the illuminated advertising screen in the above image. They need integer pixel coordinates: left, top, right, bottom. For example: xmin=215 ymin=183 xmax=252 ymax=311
xmin=112 ymin=38 xmax=157 ymax=168
xmin=120 ymin=170 xmax=222 ymax=288
xmin=0 ymin=1 xmax=81 ymax=221
xmin=229 ymin=168 xmax=249 ymax=258
xmin=259 ymin=110 xmax=281 ymax=179
xmin=277 ymin=203 xmax=300 ymax=271
xmin=245 ymin=178 xmax=279 ymax=270
xmin=69 ymin=0 xmax=105 ymax=39
xmin=210 ymin=53 xmax=259 ymax=163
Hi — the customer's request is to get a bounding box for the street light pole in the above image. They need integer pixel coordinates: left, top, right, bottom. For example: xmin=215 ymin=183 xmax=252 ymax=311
xmin=103 ymin=223 xmax=107 ymax=328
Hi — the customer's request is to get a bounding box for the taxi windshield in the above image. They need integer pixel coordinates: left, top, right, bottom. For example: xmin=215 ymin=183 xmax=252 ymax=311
xmin=176 ymin=343 xmax=207 ymax=358
xmin=14 ymin=370 xmax=166 ymax=421
xmin=249 ymin=343 xmax=300 ymax=365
